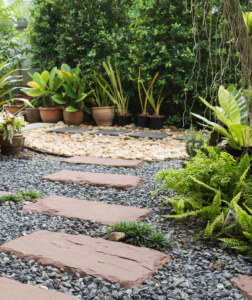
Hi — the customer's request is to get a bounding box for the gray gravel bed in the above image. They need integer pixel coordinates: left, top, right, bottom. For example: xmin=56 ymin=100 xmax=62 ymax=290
xmin=0 ymin=153 xmax=250 ymax=300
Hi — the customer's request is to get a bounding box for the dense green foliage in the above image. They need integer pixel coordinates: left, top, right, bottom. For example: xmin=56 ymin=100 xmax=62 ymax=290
xmin=27 ymin=0 xmax=240 ymax=126
xmin=105 ymin=220 xmax=172 ymax=249
xmin=153 ymin=147 xmax=252 ymax=241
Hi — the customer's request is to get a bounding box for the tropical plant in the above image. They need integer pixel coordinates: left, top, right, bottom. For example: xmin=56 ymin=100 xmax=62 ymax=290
xmin=191 ymin=85 xmax=250 ymax=150
xmin=185 ymin=126 xmax=209 ymax=158
xmin=219 ymin=203 xmax=252 ymax=259
xmin=84 ymin=71 xmax=109 ymax=107
xmin=98 ymin=61 xmax=129 ymax=115
xmin=52 ymin=64 xmax=93 ymax=113
xmin=141 ymin=72 xmax=165 ymax=117
xmin=105 ymin=220 xmax=172 ymax=249
xmin=21 ymin=68 xmax=64 ymax=107
xmin=0 ymin=111 xmax=27 ymax=143
xmin=138 ymin=67 xmax=148 ymax=115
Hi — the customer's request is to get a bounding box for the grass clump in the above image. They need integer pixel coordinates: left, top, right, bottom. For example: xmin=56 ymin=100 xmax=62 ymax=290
xmin=105 ymin=220 xmax=172 ymax=250
xmin=0 ymin=189 xmax=43 ymax=205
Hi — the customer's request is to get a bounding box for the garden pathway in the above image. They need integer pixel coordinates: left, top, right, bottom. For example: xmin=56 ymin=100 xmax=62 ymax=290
xmin=23 ymin=122 xmax=204 ymax=161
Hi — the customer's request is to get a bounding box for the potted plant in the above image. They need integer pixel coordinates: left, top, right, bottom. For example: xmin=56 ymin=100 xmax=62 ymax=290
xmin=137 ymin=67 xmax=149 ymax=127
xmin=52 ymin=64 xmax=93 ymax=126
xmin=21 ymin=68 xmax=65 ymax=123
xmin=99 ymin=61 xmax=131 ymax=127
xmin=25 ymin=97 xmax=43 ymax=123
xmin=0 ymin=111 xmax=27 ymax=155
xmin=191 ymin=85 xmax=252 ymax=156
xmin=143 ymin=72 xmax=165 ymax=130
xmin=85 ymin=71 xmax=114 ymax=126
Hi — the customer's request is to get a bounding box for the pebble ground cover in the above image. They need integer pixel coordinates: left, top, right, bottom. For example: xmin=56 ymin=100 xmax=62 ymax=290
xmin=0 ymin=152 xmax=251 ymax=300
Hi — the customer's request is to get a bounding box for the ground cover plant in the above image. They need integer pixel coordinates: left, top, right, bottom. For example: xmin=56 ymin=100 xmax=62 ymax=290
xmin=105 ymin=220 xmax=172 ymax=250
xmin=153 ymin=146 xmax=252 ymax=242
xmin=0 ymin=189 xmax=42 ymax=204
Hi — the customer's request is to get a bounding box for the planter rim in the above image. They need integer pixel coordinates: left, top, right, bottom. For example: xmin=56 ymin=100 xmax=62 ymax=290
xmin=149 ymin=115 xmax=165 ymax=118
xmin=4 ymin=104 xmax=24 ymax=107
xmin=25 ymin=108 xmax=40 ymax=110
xmin=92 ymin=106 xmax=115 ymax=110
xmin=137 ymin=114 xmax=149 ymax=117
xmin=39 ymin=107 xmax=63 ymax=111
xmin=117 ymin=114 xmax=132 ymax=117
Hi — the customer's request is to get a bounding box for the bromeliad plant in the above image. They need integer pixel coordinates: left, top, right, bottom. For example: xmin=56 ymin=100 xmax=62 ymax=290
xmin=52 ymin=64 xmax=93 ymax=113
xmin=0 ymin=111 xmax=27 ymax=143
xmin=98 ymin=61 xmax=129 ymax=115
xmin=21 ymin=67 xmax=64 ymax=107
xmin=191 ymin=85 xmax=251 ymax=150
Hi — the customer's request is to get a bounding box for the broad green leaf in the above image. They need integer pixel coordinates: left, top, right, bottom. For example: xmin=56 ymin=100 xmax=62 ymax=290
xmin=218 ymin=86 xmax=240 ymax=124
xmin=61 ymin=64 xmax=72 ymax=73
xmin=63 ymin=84 xmax=77 ymax=99
xmin=59 ymin=71 xmax=74 ymax=86
xmin=52 ymin=94 xmax=68 ymax=104
xmin=66 ymin=106 xmax=78 ymax=112
xmin=83 ymin=106 xmax=92 ymax=114
xmin=40 ymin=71 xmax=49 ymax=86
xmin=27 ymin=81 xmax=43 ymax=91
xmin=53 ymin=76 xmax=64 ymax=91
xmin=75 ymin=93 xmax=86 ymax=102
xmin=243 ymin=12 xmax=252 ymax=34
xmin=49 ymin=67 xmax=57 ymax=90
xmin=23 ymin=89 xmax=44 ymax=97
xmin=229 ymin=124 xmax=252 ymax=147
xmin=198 ymin=96 xmax=233 ymax=127
xmin=227 ymin=85 xmax=248 ymax=125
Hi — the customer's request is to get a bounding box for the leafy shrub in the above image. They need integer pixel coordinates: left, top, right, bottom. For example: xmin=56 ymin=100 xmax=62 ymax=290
xmin=27 ymin=0 xmax=240 ymax=126
xmin=105 ymin=220 xmax=172 ymax=249
xmin=185 ymin=127 xmax=210 ymax=158
xmin=153 ymin=147 xmax=252 ymax=240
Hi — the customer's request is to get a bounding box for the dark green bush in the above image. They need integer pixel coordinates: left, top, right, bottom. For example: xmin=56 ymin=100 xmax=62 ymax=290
xmin=27 ymin=0 xmax=241 ymax=126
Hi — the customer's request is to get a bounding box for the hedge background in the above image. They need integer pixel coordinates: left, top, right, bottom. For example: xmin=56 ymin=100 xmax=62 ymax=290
xmin=27 ymin=0 xmax=242 ymax=127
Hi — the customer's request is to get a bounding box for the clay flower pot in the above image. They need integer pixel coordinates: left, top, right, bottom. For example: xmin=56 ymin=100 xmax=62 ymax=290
xmin=4 ymin=103 xmax=25 ymax=115
xmin=92 ymin=106 xmax=115 ymax=126
xmin=63 ymin=109 xmax=84 ymax=126
xmin=39 ymin=107 xmax=63 ymax=123
xmin=0 ymin=133 xmax=23 ymax=156
xmin=25 ymin=108 xmax=42 ymax=123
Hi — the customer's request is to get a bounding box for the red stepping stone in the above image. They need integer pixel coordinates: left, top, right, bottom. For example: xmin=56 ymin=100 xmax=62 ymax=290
xmin=0 ymin=230 xmax=170 ymax=289
xmin=0 ymin=277 xmax=76 ymax=300
xmin=41 ymin=170 xmax=144 ymax=191
xmin=23 ymin=195 xmax=151 ymax=225
xmin=61 ymin=156 xmax=141 ymax=168
xmin=0 ymin=191 xmax=11 ymax=195
xmin=230 ymin=276 xmax=252 ymax=299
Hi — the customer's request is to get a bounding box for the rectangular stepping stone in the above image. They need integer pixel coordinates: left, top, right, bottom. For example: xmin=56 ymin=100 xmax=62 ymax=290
xmin=89 ymin=129 xmax=129 ymax=136
xmin=23 ymin=195 xmax=151 ymax=225
xmin=41 ymin=170 xmax=144 ymax=190
xmin=230 ymin=276 xmax=252 ymax=299
xmin=0 ymin=277 xmax=76 ymax=300
xmin=23 ymin=122 xmax=55 ymax=131
xmin=128 ymin=132 xmax=172 ymax=139
xmin=0 ymin=230 xmax=170 ymax=289
xmin=61 ymin=156 xmax=141 ymax=168
xmin=49 ymin=127 xmax=93 ymax=134
xmin=0 ymin=191 xmax=11 ymax=195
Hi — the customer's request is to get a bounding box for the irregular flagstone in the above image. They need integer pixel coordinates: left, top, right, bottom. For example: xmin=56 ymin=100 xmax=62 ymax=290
xmin=0 ymin=230 xmax=170 ymax=289
xmin=23 ymin=195 xmax=152 ymax=225
xmin=41 ymin=170 xmax=144 ymax=190
xmin=61 ymin=156 xmax=141 ymax=168
xmin=230 ymin=276 xmax=252 ymax=299
xmin=0 ymin=191 xmax=11 ymax=195
xmin=0 ymin=277 xmax=77 ymax=300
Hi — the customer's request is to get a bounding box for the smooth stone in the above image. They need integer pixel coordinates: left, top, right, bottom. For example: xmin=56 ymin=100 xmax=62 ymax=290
xmin=0 ymin=230 xmax=170 ymax=289
xmin=23 ymin=195 xmax=152 ymax=225
xmin=61 ymin=156 xmax=141 ymax=168
xmin=0 ymin=277 xmax=76 ymax=299
xmin=50 ymin=127 xmax=93 ymax=134
xmin=128 ymin=132 xmax=172 ymax=139
xmin=41 ymin=170 xmax=145 ymax=191
xmin=108 ymin=232 xmax=126 ymax=242
xmin=230 ymin=276 xmax=252 ymax=299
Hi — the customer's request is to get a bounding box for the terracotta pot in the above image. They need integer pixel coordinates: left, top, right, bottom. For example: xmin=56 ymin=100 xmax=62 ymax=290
xmin=92 ymin=106 xmax=115 ymax=126
xmin=63 ymin=109 xmax=84 ymax=126
xmin=0 ymin=133 xmax=23 ymax=156
xmin=4 ymin=104 xmax=25 ymax=115
xmin=25 ymin=108 xmax=42 ymax=123
xmin=39 ymin=107 xmax=63 ymax=123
